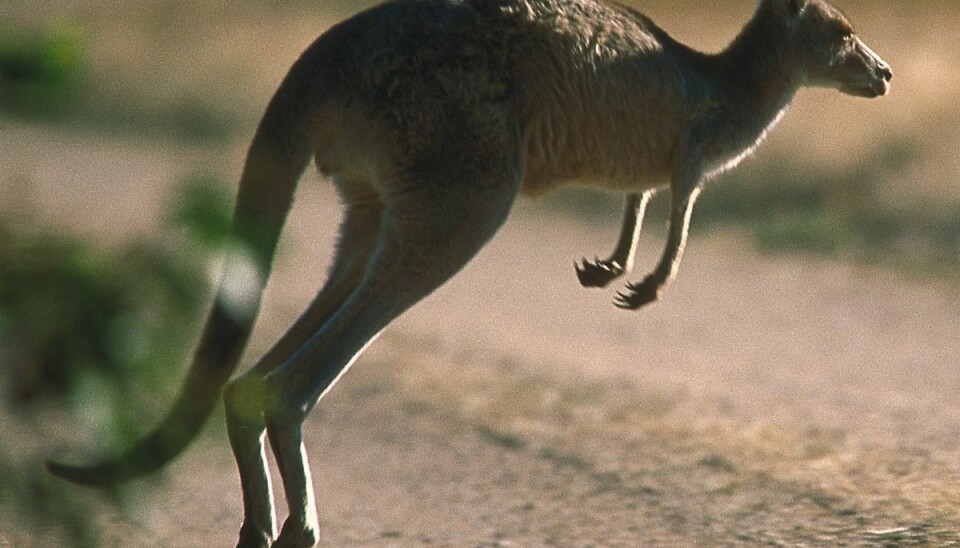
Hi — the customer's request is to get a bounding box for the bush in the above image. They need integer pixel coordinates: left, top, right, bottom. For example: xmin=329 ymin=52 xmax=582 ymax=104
xmin=0 ymin=22 xmax=86 ymax=116
xmin=0 ymin=176 xmax=232 ymax=546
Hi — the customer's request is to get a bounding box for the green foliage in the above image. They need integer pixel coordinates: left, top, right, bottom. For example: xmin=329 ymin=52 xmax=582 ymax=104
xmin=753 ymin=212 xmax=847 ymax=256
xmin=169 ymin=174 xmax=234 ymax=250
xmin=0 ymin=450 xmax=99 ymax=547
xmin=0 ymin=229 xmax=206 ymax=415
xmin=0 ymin=175 xmax=233 ymax=546
xmin=707 ymin=140 xmax=960 ymax=273
xmin=0 ymin=21 xmax=86 ymax=116
xmin=0 ymin=20 xmax=236 ymax=142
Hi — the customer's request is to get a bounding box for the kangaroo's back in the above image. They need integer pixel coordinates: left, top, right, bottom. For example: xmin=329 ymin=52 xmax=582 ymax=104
xmin=289 ymin=0 xmax=525 ymax=189
xmin=307 ymin=0 xmax=708 ymax=194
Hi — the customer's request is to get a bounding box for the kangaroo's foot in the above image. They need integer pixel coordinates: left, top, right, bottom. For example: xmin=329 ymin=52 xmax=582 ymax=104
xmin=575 ymin=257 xmax=624 ymax=288
xmin=271 ymin=517 xmax=319 ymax=548
xmin=614 ymin=276 xmax=662 ymax=310
xmin=236 ymin=522 xmax=273 ymax=548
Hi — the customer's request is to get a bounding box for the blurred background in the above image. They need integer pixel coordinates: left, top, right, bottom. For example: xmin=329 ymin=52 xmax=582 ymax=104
xmin=1 ymin=1 xmax=959 ymax=546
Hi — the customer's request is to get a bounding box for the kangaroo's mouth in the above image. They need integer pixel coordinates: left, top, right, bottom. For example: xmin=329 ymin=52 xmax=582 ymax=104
xmin=841 ymin=65 xmax=893 ymax=98
xmin=872 ymin=78 xmax=892 ymax=97
xmin=843 ymin=79 xmax=890 ymax=98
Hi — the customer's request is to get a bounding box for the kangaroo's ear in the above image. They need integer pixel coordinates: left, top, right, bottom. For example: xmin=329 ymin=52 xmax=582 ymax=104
xmin=787 ymin=0 xmax=809 ymax=16
xmin=762 ymin=0 xmax=808 ymax=18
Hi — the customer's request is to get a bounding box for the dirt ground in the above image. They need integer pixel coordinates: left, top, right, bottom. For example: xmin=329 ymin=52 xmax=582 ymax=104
xmin=3 ymin=122 xmax=960 ymax=546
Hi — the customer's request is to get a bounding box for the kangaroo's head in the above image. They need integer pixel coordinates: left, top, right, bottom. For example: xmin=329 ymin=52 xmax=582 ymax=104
xmin=765 ymin=0 xmax=892 ymax=98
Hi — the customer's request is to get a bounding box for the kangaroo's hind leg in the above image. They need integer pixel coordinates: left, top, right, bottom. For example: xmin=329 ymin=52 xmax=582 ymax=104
xmin=263 ymin=165 xmax=522 ymax=546
xmin=227 ymin=178 xmax=384 ymax=548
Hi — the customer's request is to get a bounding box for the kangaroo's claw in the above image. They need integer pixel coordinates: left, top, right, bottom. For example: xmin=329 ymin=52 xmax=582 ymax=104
xmin=575 ymin=257 xmax=624 ymax=288
xmin=614 ymin=278 xmax=661 ymax=310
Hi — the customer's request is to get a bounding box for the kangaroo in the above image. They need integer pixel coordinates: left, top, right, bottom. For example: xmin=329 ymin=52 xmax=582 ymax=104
xmin=47 ymin=0 xmax=891 ymax=545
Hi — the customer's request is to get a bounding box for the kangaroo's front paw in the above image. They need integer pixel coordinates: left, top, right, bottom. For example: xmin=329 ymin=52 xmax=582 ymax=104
xmin=614 ymin=278 xmax=661 ymax=310
xmin=575 ymin=257 xmax=624 ymax=288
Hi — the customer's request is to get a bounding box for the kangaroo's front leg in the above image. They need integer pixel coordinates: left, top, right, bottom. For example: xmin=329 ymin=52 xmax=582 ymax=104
xmin=576 ymin=191 xmax=653 ymax=288
xmin=616 ymin=144 xmax=704 ymax=310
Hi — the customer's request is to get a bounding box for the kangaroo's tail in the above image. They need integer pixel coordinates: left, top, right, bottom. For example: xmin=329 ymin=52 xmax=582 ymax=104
xmin=46 ymin=55 xmax=320 ymax=487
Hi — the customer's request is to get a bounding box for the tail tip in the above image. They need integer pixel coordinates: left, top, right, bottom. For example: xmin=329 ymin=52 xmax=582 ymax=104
xmin=46 ymin=459 xmax=117 ymax=488
xmin=46 ymin=460 xmax=84 ymax=482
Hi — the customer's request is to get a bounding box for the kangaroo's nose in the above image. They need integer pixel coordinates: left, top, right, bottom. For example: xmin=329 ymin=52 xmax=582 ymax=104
xmin=873 ymin=60 xmax=893 ymax=97
xmin=878 ymin=60 xmax=893 ymax=82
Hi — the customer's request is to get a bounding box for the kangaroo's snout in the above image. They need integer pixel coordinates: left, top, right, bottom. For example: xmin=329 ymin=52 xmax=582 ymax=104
xmin=877 ymin=60 xmax=893 ymax=83
xmin=874 ymin=57 xmax=893 ymax=96
xmin=857 ymin=37 xmax=892 ymax=98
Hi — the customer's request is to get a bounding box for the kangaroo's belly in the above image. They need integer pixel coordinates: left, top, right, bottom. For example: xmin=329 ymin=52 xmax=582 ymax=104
xmin=519 ymin=107 xmax=680 ymax=196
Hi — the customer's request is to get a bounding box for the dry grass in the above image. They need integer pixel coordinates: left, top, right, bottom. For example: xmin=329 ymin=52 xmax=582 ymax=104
xmin=366 ymin=331 xmax=960 ymax=545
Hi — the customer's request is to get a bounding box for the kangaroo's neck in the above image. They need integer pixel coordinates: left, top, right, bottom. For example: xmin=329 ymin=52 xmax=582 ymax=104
xmin=711 ymin=7 xmax=803 ymax=133
xmin=676 ymin=5 xmax=803 ymax=175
